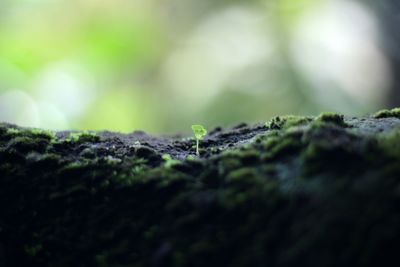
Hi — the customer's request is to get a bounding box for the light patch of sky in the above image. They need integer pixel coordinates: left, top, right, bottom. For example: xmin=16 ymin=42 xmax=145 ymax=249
xmin=290 ymin=0 xmax=391 ymax=109
xmin=162 ymin=6 xmax=274 ymax=110
xmin=36 ymin=101 xmax=69 ymax=130
xmin=33 ymin=61 xmax=96 ymax=120
xmin=0 ymin=90 xmax=40 ymax=127
xmin=0 ymin=61 xmax=95 ymax=130
xmin=0 ymin=59 xmax=28 ymax=88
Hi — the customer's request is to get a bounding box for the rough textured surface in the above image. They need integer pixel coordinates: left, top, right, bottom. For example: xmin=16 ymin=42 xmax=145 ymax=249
xmin=1 ymin=109 xmax=400 ymax=267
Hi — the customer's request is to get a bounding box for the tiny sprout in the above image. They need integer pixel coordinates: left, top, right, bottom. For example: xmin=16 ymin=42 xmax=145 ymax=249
xmin=191 ymin=124 xmax=207 ymax=156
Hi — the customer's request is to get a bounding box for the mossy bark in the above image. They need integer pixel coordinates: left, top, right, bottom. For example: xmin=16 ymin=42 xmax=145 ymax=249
xmin=1 ymin=110 xmax=400 ymax=267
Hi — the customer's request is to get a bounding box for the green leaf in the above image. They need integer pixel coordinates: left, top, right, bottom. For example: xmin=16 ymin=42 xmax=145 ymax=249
xmin=191 ymin=125 xmax=207 ymax=140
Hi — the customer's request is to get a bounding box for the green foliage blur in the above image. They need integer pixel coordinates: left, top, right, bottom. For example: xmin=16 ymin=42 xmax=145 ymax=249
xmin=0 ymin=0 xmax=393 ymax=133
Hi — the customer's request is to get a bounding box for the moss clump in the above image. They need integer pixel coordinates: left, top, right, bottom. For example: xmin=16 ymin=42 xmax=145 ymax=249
xmin=6 ymin=136 xmax=50 ymax=154
xmin=64 ymin=131 xmax=100 ymax=143
xmin=226 ymin=167 xmax=262 ymax=186
xmin=373 ymin=107 xmax=400 ymax=118
xmin=162 ymin=154 xmax=180 ymax=168
xmin=260 ymin=129 xmax=304 ymax=160
xmin=266 ymin=115 xmax=312 ymax=130
xmin=5 ymin=127 xmax=55 ymax=140
xmin=29 ymin=129 xmax=56 ymax=140
xmin=314 ymin=112 xmax=347 ymax=127
xmin=24 ymin=244 xmax=43 ymax=257
xmin=0 ymin=124 xmax=7 ymax=134
xmin=6 ymin=127 xmax=20 ymax=136
xmin=376 ymin=128 xmax=400 ymax=159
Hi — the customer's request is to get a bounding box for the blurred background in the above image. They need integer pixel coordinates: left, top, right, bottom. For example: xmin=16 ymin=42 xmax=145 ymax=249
xmin=0 ymin=0 xmax=399 ymax=133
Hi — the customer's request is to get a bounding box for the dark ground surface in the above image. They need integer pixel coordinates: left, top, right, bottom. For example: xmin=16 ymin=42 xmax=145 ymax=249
xmin=1 ymin=109 xmax=400 ymax=267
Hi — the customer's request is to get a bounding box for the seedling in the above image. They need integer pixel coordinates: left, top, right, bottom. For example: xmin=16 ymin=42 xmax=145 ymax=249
xmin=191 ymin=124 xmax=207 ymax=156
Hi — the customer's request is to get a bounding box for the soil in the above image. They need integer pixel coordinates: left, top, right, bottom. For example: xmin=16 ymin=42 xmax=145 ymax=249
xmin=1 ymin=109 xmax=400 ymax=267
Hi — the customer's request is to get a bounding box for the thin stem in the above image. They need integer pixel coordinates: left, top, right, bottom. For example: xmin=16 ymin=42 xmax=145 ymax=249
xmin=196 ymin=139 xmax=199 ymax=156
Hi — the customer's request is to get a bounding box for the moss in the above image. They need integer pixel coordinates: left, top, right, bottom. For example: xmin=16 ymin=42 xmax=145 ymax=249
xmin=65 ymin=131 xmax=100 ymax=143
xmin=226 ymin=168 xmax=263 ymax=188
xmin=60 ymin=161 xmax=88 ymax=173
xmin=94 ymin=254 xmax=108 ymax=267
xmin=0 ymin=124 xmax=7 ymax=134
xmin=6 ymin=127 xmax=21 ymax=136
xmin=216 ymin=155 xmax=242 ymax=177
xmin=173 ymin=251 xmax=185 ymax=267
xmin=48 ymin=184 xmax=87 ymax=200
xmin=220 ymin=149 xmax=259 ymax=165
xmin=80 ymin=148 xmax=96 ymax=159
xmin=6 ymin=136 xmax=50 ymax=154
xmin=29 ymin=129 xmax=56 ymax=140
xmin=3 ymin=127 xmax=55 ymax=142
xmin=376 ymin=128 xmax=400 ymax=159
xmin=1 ymin=112 xmax=400 ymax=267
xmin=26 ymin=153 xmax=62 ymax=172
xmin=261 ymin=131 xmax=303 ymax=160
xmin=24 ymin=244 xmax=43 ymax=257
xmin=266 ymin=115 xmax=312 ymax=130
xmin=300 ymin=125 xmax=366 ymax=177
xmin=162 ymin=154 xmax=180 ymax=168
xmin=104 ymin=155 xmax=122 ymax=165
xmin=314 ymin=112 xmax=347 ymax=127
xmin=373 ymin=107 xmax=400 ymax=118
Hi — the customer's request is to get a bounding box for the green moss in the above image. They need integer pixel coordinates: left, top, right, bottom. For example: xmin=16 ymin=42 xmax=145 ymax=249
xmin=24 ymin=244 xmax=43 ymax=257
xmin=6 ymin=136 xmax=50 ymax=154
xmin=61 ymin=161 xmax=87 ymax=172
xmin=26 ymin=153 xmax=61 ymax=170
xmin=0 ymin=124 xmax=7 ymax=134
xmin=104 ymin=155 xmax=122 ymax=165
xmin=6 ymin=127 xmax=21 ymax=136
xmin=29 ymin=129 xmax=56 ymax=140
xmin=173 ymin=251 xmax=185 ymax=267
xmin=3 ymin=127 xmax=56 ymax=142
xmin=301 ymin=126 xmax=364 ymax=176
xmin=186 ymin=154 xmax=196 ymax=160
xmin=94 ymin=253 xmax=108 ymax=267
xmin=261 ymin=131 xmax=303 ymax=160
xmin=220 ymin=149 xmax=259 ymax=165
xmin=0 ymin=127 xmax=23 ymax=144
xmin=373 ymin=107 xmax=400 ymax=118
xmin=216 ymin=156 xmax=242 ymax=177
xmin=266 ymin=115 xmax=312 ymax=130
xmin=314 ymin=112 xmax=347 ymax=127
xmin=226 ymin=168 xmax=263 ymax=187
xmin=65 ymin=131 xmax=100 ymax=143
xmin=48 ymin=184 xmax=87 ymax=200
xmin=1 ymin=113 xmax=400 ymax=267
xmin=162 ymin=154 xmax=180 ymax=168
xmin=80 ymin=148 xmax=96 ymax=159
xmin=236 ymin=150 xmax=259 ymax=164
xmin=0 ymin=162 xmax=22 ymax=176
xmin=376 ymin=128 xmax=400 ymax=159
